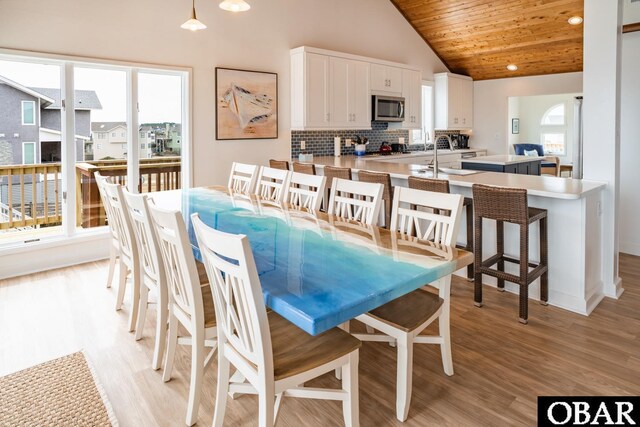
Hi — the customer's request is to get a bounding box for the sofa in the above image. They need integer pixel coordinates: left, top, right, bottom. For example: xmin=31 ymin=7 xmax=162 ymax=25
xmin=513 ymin=143 xmax=560 ymax=176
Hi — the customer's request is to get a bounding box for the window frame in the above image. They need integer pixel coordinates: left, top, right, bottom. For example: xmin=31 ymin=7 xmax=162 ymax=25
xmin=539 ymin=102 xmax=568 ymax=155
xmin=410 ymin=81 xmax=434 ymax=145
xmin=22 ymin=141 xmax=36 ymax=164
xmin=21 ymin=100 xmax=36 ymax=126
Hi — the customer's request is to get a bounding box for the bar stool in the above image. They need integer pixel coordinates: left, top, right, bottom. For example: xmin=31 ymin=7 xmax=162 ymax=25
xmin=408 ymin=176 xmax=474 ymax=280
xmin=472 ymin=184 xmax=549 ymax=324
xmin=358 ymin=170 xmax=393 ymax=229
xmin=322 ymin=165 xmax=352 ymax=211
xmin=269 ymin=159 xmax=290 ymax=170
xmin=292 ymin=162 xmax=316 ymax=175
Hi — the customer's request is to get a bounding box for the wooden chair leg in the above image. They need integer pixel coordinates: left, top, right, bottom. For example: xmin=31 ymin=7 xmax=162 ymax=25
xmin=127 ymin=263 xmax=141 ymax=333
xmin=134 ymin=284 xmax=149 ymax=341
xmin=162 ymin=314 xmax=178 ymax=383
xmin=473 ymin=216 xmax=483 ymax=307
xmin=342 ymin=351 xmax=360 ymax=427
xmin=396 ymin=334 xmax=414 ymax=422
xmin=439 ymin=304 xmax=454 ymax=376
xmin=258 ymin=382 xmax=275 ymax=427
xmin=212 ymin=350 xmax=230 ymax=427
xmin=152 ymin=295 xmax=168 ymax=370
xmin=115 ymin=260 xmax=127 ymax=311
xmin=540 ymin=216 xmax=549 ymax=306
xmin=496 ymin=220 xmax=505 ymax=291
xmin=185 ymin=334 xmax=205 ymax=426
xmin=106 ymin=244 xmax=117 ymax=288
xmin=519 ymin=223 xmax=529 ymax=324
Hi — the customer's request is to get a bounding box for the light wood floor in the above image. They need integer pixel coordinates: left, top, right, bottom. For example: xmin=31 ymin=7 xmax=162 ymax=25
xmin=1 ymin=255 xmax=639 ymax=426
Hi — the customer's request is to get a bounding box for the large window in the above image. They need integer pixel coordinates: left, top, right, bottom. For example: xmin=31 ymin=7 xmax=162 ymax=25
xmin=21 ymin=101 xmax=35 ymax=125
xmin=540 ymin=103 xmax=566 ymax=155
xmin=411 ymin=83 xmax=434 ymax=145
xmin=0 ymin=51 xmax=189 ymax=246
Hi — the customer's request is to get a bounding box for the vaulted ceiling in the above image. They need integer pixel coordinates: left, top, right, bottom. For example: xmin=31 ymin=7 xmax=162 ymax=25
xmin=390 ymin=0 xmax=584 ymax=80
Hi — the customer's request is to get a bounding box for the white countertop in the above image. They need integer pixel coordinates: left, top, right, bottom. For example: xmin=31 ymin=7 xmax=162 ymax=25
xmin=461 ymin=155 xmax=542 ymax=165
xmin=308 ymin=155 xmax=605 ymax=200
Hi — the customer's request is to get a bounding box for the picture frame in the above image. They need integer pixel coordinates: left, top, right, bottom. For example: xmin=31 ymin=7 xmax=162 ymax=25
xmin=215 ymin=67 xmax=278 ymax=140
xmin=511 ymin=118 xmax=520 ymax=134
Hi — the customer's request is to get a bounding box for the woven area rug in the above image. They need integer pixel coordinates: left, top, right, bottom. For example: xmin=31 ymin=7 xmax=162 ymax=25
xmin=0 ymin=352 xmax=118 ymax=426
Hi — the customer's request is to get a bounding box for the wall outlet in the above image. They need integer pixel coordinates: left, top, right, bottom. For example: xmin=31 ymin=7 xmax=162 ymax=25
xmin=300 ymin=140 xmax=306 ymax=150
xmin=398 ymin=137 xmax=405 ymax=145
xmin=345 ymin=138 xmax=352 ymax=147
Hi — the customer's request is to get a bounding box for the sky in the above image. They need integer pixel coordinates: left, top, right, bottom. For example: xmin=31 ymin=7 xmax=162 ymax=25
xmin=0 ymin=60 xmax=182 ymax=124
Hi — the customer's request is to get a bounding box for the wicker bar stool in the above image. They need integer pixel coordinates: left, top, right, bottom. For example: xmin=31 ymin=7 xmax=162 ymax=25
xmin=472 ymin=184 xmax=549 ymax=324
xmin=269 ymin=159 xmax=290 ymax=170
xmin=322 ymin=165 xmax=352 ymax=211
xmin=408 ymin=176 xmax=474 ymax=279
xmin=358 ymin=170 xmax=393 ymax=228
xmin=292 ymin=162 xmax=316 ymax=175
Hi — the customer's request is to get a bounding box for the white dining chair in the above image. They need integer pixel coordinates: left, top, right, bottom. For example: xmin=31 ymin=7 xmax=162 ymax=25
xmin=286 ymin=171 xmax=326 ymax=212
xmin=192 ymin=213 xmax=362 ymax=427
xmin=352 ymin=186 xmax=464 ymax=422
xmin=103 ymin=181 xmax=141 ymax=333
xmin=95 ymin=172 xmax=120 ymax=289
xmin=254 ymin=166 xmax=291 ymax=203
xmin=328 ymin=178 xmax=384 ymax=226
xmin=147 ymin=204 xmax=218 ymax=427
xmin=122 ymin=190 xmax=168 ymax=371
xmin=228 ymin=162 xmax=258 ymax=194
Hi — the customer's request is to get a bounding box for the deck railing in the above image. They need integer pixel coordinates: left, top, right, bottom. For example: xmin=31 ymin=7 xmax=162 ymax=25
xmin=0 ymin=157 xmax=181 ymax=232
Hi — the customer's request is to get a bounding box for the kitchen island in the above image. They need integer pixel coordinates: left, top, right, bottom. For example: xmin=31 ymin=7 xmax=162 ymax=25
xmin=307 ymin=154 xmax=607 ymax=316
xmin=461 ymin=154 xmax=542 ymax=175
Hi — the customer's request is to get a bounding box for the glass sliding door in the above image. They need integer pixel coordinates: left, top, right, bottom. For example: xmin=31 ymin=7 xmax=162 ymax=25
xmin=73 ymin=66 xmax=128 ymax=229
xmin=0 ymin=58 xmax=64 ymax=244
xmin=137 ymin=71 xmax=183 ymax=193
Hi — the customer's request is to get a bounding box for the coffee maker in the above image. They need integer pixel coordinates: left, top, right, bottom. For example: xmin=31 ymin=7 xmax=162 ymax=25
xmin=457 ymin=134 xmax=470 ymax=149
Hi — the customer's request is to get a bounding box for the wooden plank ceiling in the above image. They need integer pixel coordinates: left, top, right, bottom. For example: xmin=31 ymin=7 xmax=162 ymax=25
xmin=390 ymin=0 xmax=584 ymax=80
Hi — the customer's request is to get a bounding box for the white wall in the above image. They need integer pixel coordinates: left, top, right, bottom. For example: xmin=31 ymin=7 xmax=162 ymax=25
xmin=623 ymin=0 xmax=640 ymax=24
xmin=0 ymin=0 xmax=447 ymax=187
xmin=472 ymin=73 xmax=583 ymax=155
xmin=620 ymin=31 xmax=640 ymax=255
xmin=507 ymin=93 xmax=581 ymax=161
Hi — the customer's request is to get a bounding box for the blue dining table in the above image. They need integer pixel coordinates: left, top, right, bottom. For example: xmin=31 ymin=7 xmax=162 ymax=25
xmin=152 ymin=186 xmax=473 ymax=336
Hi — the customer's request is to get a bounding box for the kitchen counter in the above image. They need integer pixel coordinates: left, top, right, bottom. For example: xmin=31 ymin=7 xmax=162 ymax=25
xmin=461 ymin=154 xmax=542 ymax=175
xmin=309 ymin=155 xmax=607 ymax=316
xmin=310 ymin=155 xmax=604 ymax=200
xmin=460 ymin=154 xmax=541 ymax=165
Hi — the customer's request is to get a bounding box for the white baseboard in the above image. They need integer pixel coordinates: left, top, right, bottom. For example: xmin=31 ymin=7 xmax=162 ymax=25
xmin=0 ymin=232 xmax=110 ymax=280
xmin=620 ymin=241 xmax=640 ymax=256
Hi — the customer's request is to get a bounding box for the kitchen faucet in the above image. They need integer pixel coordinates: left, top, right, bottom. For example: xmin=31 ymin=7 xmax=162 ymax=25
xmin=429 ymin=134 xmax=453 ymax=178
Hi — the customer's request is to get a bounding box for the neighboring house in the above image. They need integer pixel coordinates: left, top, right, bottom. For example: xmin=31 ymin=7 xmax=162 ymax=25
xmin=0 ymin=74 xmax=101 ymax=166
xmin=89 ymin=122 xmax=181 ymax=160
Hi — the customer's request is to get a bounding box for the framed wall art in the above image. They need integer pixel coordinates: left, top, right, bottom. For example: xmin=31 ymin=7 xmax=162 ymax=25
xmin=215 ymin=67 xmax=278 ymax=140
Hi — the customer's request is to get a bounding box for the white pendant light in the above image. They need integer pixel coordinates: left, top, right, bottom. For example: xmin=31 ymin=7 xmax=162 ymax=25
xmin=181 ymin=0 xmax=207 ymax=31
xmin=219 ymin=0 xmax=251 ymax=12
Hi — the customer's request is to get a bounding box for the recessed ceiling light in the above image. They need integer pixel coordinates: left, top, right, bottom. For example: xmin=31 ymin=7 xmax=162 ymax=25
xmin=568 ymin=16 xmax=583 ymax=25
xmin=506 ymin=64 xmax=518 ymax=71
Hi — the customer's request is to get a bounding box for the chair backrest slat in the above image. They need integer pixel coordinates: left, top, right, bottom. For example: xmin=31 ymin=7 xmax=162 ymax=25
xmin=192 ymin=214 xmax=273 ymax=373
xmin=286 ymin=172 xmax=326 ymax=212
xmin=390 ymin=186 xmax=463 ymax=246
xmin=103 ymin=181 xmax=137 ymax=260
xmin=95 ymin=172 xmax=119 ymax=241
xmin=328 ymin=178 xmax=383 ymax=226
xmin=122 ymin=190 xmax=164 ymax=285
xmin=148 ymin=205 xmax=204 ymax=327
xmin=228 ymin=162 xmax=258 ymax=194
xmin=254 ymin=166 xmax=291 ymax=203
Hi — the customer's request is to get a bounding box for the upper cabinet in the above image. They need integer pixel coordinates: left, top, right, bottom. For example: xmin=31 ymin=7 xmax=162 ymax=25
xmin=401 ymin=69 xmax=422 ymax=130
xmin=291 ymin=47 xmax=421 ymax=131
xmin=371 ymin=64 xmax=403 ymax=95
xmin=434 ymin=72 xmax=473 ymax=130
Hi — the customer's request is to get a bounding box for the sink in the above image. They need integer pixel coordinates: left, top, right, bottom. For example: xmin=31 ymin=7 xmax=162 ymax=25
xmin=415 ymin=167 xmax=479 ymax=176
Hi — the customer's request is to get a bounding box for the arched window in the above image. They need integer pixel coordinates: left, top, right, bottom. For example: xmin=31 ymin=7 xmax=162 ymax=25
xmin=540 ymin=103 xmax=566 ymax=155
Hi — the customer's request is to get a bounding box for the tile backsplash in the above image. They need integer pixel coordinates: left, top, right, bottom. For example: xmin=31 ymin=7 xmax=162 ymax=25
xmin=291 ymin=123 xmax=460 ymax=158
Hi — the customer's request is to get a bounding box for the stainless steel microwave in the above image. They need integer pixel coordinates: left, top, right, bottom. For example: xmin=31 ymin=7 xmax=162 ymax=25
xmin=372 ymin=95 xmax=405 ymax=122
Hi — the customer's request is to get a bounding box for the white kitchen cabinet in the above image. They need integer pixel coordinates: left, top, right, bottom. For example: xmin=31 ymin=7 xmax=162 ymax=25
xmin=434 ymin=72 xmax=473 ymax=130
xmin=371 ymin=63 xmax=403 ymax=95
xmin=329 ymin=57 xmax=371 ymax=129
xmin=401 ymin=69 xmax=422 ymax=130
xmin=291 ymin=52 xmax=330 ymax=129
